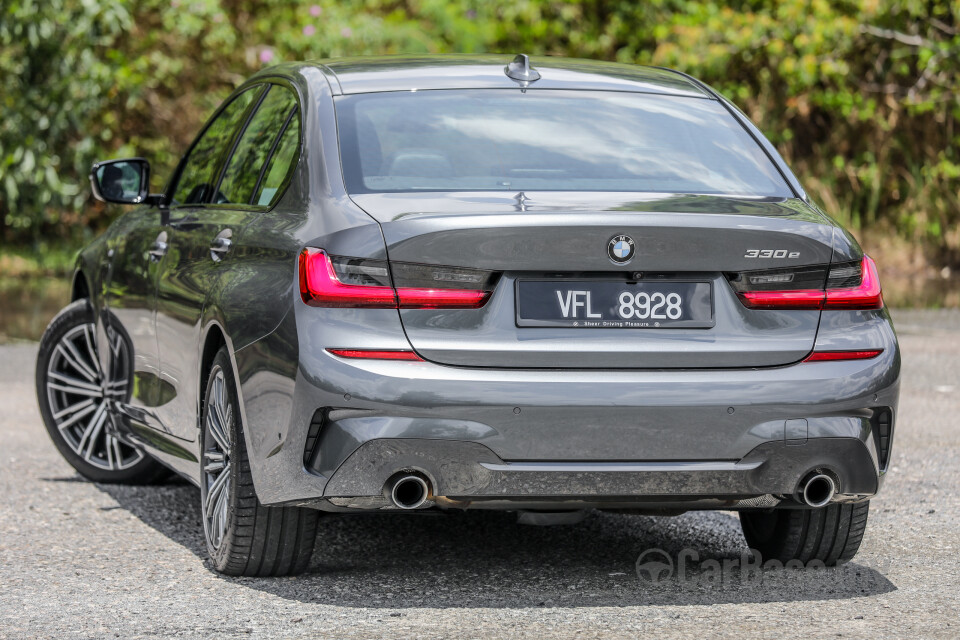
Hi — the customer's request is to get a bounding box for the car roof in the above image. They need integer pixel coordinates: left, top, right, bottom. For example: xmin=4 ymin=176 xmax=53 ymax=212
xmin=274 ymin=55 xmax=711 ymax=98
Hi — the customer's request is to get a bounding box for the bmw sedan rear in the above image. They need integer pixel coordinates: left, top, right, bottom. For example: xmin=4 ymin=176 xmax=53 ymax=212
xmin=48 ymin=56 xmax=898 ymax=575
xmin=270 ymin=56 xmax=899 ymax=568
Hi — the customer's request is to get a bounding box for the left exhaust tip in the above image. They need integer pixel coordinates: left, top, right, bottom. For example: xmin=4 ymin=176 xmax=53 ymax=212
xmin=387 ymin=474 xmax=431 ymax=510
xmin=800 ymin=473 xmax=836 ymax=508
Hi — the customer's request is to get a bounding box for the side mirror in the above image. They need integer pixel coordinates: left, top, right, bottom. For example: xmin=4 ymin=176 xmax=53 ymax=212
xmin=90 ymin=158 xmax=157 ymax=205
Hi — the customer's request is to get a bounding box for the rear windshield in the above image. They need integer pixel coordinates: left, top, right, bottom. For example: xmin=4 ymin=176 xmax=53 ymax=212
xmin=335 ymin=90 xmax=791 ymax=197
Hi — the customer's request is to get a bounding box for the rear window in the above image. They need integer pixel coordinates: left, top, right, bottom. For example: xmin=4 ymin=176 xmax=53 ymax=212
xmin=335 ymin=90 xmax=791 ymax=197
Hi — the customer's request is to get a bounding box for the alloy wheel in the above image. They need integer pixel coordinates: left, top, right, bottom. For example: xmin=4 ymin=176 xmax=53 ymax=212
xmin=44 ymin=322 xmax=142 ymax=471
xmin=202 ymin=368 xmax=233 ymax=550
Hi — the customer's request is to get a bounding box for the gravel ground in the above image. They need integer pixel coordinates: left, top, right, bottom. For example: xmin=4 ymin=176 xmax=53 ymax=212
xmin=1 ymin=309 xmax=958 ymax=639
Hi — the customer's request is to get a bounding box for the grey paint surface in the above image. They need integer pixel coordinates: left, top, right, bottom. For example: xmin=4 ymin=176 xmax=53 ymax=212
xmin=245 ymin=326 xmax=897 ymax=506
xmin=66 ymin=55 xmax=898 ymax=514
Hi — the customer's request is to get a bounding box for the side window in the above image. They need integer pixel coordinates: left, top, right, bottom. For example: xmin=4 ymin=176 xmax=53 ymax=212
xmin=253 ymin=107 xmax=301 ymax=207
xmin=171 ymin=87 xmax=260 ymax=206
xmin=217 ymin=85 xmax=299 ymax=205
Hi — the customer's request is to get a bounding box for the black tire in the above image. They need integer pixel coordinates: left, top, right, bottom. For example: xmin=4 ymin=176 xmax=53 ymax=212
xmin=200 ymin=347 xmax=318 ymax=576
xmin=739 ymin=501 xmax=870 ymax=566
xmin=35 ymin=299 xmax=167 ymax=484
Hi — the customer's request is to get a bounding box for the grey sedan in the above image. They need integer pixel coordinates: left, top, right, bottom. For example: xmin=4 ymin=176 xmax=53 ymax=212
xmin=36 ymin=55 xmax=899 ymax=576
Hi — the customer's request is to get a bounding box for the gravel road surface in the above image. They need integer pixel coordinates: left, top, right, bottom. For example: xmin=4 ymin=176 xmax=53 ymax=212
xmin=2 ymin=310 xmax=958 ymax=639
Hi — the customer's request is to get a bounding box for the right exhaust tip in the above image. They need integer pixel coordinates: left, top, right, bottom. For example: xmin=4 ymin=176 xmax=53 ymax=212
xmin=388 ymin=474 xmax=431 ymax=510
xmin=801 ymin=473 xmax=836 ymax=508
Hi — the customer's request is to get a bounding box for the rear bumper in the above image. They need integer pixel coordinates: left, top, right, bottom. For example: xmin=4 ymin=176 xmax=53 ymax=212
xmin=319 ymin=437 xmax=881 ymax=511
xmin=242 ymin=312 xmax=900 ymax=509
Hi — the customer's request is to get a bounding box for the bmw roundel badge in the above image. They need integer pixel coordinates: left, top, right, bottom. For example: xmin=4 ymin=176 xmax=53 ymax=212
xmin=607 ymin=234 xmax=636 ymax=264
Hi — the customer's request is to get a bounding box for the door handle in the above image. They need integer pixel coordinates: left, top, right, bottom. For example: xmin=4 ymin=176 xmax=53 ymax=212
xmin=149 ymin=232 xmax=168 ymax=261
xmin=210 ymin=237 xmax=232 ymax=253
xmin=210 ymin=229 xmax=233 ymax=261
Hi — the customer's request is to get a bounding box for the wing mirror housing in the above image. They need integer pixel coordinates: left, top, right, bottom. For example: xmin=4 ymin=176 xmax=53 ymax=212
xmin=90 ymin=158 xmax=166 ymax=206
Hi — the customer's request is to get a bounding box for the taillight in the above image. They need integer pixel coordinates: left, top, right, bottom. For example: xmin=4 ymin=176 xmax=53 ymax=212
xmin=299 ymin=248 xmax=495 ymax=309
xmin=737 ymin=288 xmax=826 ymax=310
xmin=299 ymin=248 xmax=397 ymax=308
xmin=730 ymin=256 xmax=883 ymax=311
xmin=390 ymin=261 xmax=498 ymax=309
xmin=326 ymin=348 xmax=424 ymax=361
xmin=803 ymin=349 xmax=883 ymax=362
xmin=822 ymin=256 xmax=883 ymax=310
xmin=396 ymin=288 xmax=490 ymax=309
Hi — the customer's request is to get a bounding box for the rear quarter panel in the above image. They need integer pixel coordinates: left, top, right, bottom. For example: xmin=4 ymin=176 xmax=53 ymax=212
xmin=226 ymin=67 xmax=408 ymax=486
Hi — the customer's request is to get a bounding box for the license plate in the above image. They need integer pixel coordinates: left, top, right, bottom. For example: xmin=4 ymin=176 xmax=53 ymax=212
xmin=516 ymin=280 xmax=713 ymax=328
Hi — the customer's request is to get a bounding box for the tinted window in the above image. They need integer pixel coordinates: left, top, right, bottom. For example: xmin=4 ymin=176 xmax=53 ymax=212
xmin=336 ymin=90 xmax=790 ymax=197
xmin=253 ymin=108 xmax=300 ymax=207
xmin=217 ymin=86 xmax=299 ymax=205
xmin=171 ymin=87 xmax=260 ymax=205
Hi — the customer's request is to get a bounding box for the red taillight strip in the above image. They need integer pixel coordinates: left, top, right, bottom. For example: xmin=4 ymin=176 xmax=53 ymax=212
xmin=823 ymin=255 xmax=883 ymax=310
xmin=803 ymin=349 xmax=883 ymax=362
xmin=299 ymin=248 xmax=490 ymax=309
xmin=397 ymin=288 xmax=490 ymax=309
xmin=300 ymin=248 xmax=396 ymax=308
xmin=326 ymin=349 xmax=424 ymax=361
xmin=738 ymin=289 xmax=825 ymax=310
xmin=737 ymin=256 xmax=883 ymax=311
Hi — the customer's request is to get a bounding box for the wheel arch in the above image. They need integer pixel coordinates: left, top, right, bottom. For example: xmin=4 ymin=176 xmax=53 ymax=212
xmin=198 ymin=318 xmax=248 ymax=432
xmin=197 ymin=318 xmax=261 ymax=494
xmin=71 ymin=269 xmax=91 ymax=302
xmin=199 ymin=322 xmax=229 ymax=415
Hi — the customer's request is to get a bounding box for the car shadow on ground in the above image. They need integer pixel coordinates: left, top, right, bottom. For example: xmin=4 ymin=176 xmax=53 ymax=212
xmin=89 ymin=478 xmax=896 ymax=608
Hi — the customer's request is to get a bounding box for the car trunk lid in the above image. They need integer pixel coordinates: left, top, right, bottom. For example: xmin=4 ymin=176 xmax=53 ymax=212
xmin=352 ymin=192 xmax=835 ymax=369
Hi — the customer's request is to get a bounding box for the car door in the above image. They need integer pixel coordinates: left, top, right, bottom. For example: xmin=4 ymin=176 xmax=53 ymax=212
xmin=154 ymin=82 xmax=302 ymax=441
xmin=100 ymin=207 xmax=167 ymax=421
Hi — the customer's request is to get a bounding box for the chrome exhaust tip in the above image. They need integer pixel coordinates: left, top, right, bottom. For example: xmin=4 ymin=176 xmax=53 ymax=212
xmin=801 ymin=473 xmax=836 ymax=508
xmin=387 ymin=474 xmax=431 ymax=510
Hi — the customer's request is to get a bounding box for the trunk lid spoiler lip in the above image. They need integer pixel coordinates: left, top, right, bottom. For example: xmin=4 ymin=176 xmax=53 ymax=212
xmin=348 ymin=191 xmax=827 ymax=224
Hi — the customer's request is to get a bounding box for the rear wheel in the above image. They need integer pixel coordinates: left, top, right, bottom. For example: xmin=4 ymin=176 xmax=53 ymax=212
xmin=36 ymin=299 xmax=166 ymax=484
xmin=739 ymin=501 xmax=870 ymax=566
xmin=201 ymin=347 xmax=318 ymax=576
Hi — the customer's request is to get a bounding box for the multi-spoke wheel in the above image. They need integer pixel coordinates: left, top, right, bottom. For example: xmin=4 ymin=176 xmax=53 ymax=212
xmin=200 ymin=346 xmax=318 ymax=576
xmin=202 ymin=368 xmax=233 ymax=550
xmin=36 ymin=299 xmax=166 ymax=483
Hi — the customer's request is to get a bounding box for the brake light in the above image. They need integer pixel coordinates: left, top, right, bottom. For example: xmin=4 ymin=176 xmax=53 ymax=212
xmin=738 ymin=289 xmax=825 ymax=310
xmin=396 ymin=288 xmax=489 ymax=309
xmin=299 ymin=248 xmax=396 ymax=308
xmin=327 ymin=349 xmax=424 ymax=361
xmin=823 ymin=255 xmax=883 ymax=310
xmin=803 ymin=349 xmax=883 ymax=362
xmin=299 ymin=248 xmax=493 ymax=309
xmin=733 ymin=256 xmax=883 ymax=311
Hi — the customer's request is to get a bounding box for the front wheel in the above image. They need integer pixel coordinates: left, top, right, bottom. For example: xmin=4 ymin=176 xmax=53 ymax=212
xmin=35 ymin=299 xmax=166 ymax=484
xmin=739 ymin=501 xmax=870 ymax=566
xmin=200 ymin=346 xmax=318 ymax=576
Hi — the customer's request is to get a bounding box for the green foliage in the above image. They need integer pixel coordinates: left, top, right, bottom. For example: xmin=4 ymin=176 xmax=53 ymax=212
xmin=629 ymin=0 xmax=959 ymax=256
xmin=1 ymin=0 xmax=958 ymax=259
xmin=0 ymin=0 xmax=131 ymax=241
